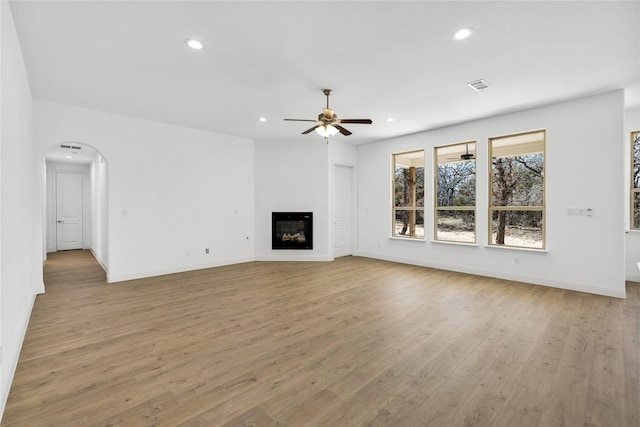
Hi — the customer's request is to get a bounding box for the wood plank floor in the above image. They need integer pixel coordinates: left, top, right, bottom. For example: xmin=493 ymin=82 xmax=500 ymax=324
xmin=3 ymin=250 xmax=639 ymax=426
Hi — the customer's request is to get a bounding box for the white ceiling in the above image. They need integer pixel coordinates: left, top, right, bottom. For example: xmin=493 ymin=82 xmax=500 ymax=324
xmin=10 ymin=1 xmax=640 ymax=146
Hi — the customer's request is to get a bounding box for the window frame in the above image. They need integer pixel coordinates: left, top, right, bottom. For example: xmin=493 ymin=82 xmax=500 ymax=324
xmin=488 ymin=129 xmax=546 ymax=250
xmin=392 ymin=149 xmax=425 ymax=240
xmin=433 ymin=141 xmax=477 ymax=244
xmin=631 ymin=130 xmax=640 ymax=229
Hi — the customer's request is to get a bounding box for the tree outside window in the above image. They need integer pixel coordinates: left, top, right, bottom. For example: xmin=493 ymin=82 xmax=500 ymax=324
xmin=632 ymin=131 xmax=640 ymax=229
xmin=489 ymin=130 xmax=545 ymax=249
xmin=393 ymin=150 xmax=424 ymax=239
xmin=434 ymin=142 xmax=476 ymax=243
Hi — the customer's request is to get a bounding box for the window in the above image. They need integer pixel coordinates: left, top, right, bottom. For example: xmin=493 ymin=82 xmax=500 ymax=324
xmin=393 ymin=150 xmax=424 ymax=238
xmin=489 ymin=130 xmax=545 ymax=249
xmin=434 ymin=142 xmax=476 ymax=243
xmin=631 ymin=130 xmax=640 ymax=229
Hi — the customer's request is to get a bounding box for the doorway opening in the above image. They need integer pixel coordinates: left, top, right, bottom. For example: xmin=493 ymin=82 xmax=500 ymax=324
xmin=333 ymin=164 xmax=356 ymax=258
xmin=43 ymin=142 xmax=109 ymax=278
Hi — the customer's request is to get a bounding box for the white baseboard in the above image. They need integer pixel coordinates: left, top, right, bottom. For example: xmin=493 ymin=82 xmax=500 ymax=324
xmin=106 ymin=256 xmax=256 ymax=283
xmin=356 ymin=252 xmax=626 ymax=299
xmin=626 ymin=272 xmax=640 ymax=283
xmin=0 ymin=292 xmax=36 ymax=422
xmin=107 ymin=253 xmax=335 ymax=283
xmin=89 ymin=248 xmax=109 ymax=276
xmin=254 ymin=254 xmax=333 ymax=262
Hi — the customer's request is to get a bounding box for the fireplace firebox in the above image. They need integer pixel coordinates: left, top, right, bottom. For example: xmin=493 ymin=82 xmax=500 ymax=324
xmin=272 ymin=212 xmax=313 ymax=250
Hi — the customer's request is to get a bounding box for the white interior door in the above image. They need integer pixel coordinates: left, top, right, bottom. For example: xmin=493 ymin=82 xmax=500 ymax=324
xmin=333 ymin=165 xmax=354 ymax=258
xmin=56 ymin=172 xmax=84 ymax=251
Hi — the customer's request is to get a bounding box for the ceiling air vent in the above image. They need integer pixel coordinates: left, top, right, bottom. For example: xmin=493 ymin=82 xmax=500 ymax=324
xmin=60 ymin=144 xmax=82 ymax=151
xmin=467 ymin=79 xmax=490 ymax=91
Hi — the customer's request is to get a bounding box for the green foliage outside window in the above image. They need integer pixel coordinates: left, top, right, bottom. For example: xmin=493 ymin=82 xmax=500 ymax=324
xmin=393 ymin=150 xmax=424 ymax=238
xmin=632 ymin=131 xmax=640 ymax=229
xmin=490 ymin=130 xmax=545 ymax=249
xmin=435 ymin=142 xmax=476 ymax=243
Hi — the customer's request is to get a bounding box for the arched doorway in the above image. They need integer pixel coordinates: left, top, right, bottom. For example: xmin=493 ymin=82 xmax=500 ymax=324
xmin=42 ymin=142 xmax=109 ymax=280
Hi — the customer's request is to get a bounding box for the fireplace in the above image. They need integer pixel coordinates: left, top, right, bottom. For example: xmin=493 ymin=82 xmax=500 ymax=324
xmin=272 ymin=212 xmax=313 ymax=250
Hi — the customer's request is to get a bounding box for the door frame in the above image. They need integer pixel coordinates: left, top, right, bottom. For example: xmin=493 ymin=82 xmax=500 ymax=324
xmin=55 ymin=171 xmax=84 ymax=251
xmin=47 ymin=165 xmax=90 ymax=252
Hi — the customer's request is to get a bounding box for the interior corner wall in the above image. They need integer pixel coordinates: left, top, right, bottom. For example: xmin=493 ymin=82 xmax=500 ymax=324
xmin=254 ymin=139 xmax=331 ymax=261
xmin=625 ymin=106 xmax=640 ymax=282
xmin=357 ymin=91 xmax=626 ymax=298
xmin=33 ymin=100 xmax=255 ymax=283
xmin=1 ymin=1 xmax=44 ymax=419
xmin=90 ymin=153 xmax=109 ymax=272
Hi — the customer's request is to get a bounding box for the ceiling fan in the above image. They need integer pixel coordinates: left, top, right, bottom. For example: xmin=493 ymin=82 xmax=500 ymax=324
xmin=460 ymin=143 xmax=475 ymax=160
xmin=284 ymin=89 xmax=372 ymax=142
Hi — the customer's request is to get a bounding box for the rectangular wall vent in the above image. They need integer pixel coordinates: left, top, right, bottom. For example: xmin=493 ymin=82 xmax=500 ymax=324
xmin=467 ymin=79 xmax=490 ymax=91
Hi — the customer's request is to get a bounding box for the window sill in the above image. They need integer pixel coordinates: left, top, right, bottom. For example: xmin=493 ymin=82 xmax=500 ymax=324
xmin=484 ymin=244 xmax=548 ymax=253
xmin=389 ymin=236 xmax=426 ymax=242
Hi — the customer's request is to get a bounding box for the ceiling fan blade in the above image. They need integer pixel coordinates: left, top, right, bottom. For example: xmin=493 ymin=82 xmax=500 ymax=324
xmin=334 ymin=124 xmax=352 ymax=136
xmin=302 ymin=125 xmax=320 ymax=134
xmin=338 ymin=119 xmax=373 ymax=124
xmin=284 ymin=119 xmax=318 ymax=122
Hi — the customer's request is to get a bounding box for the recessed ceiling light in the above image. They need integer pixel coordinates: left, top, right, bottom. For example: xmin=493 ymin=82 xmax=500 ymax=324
xmin=185 ymin=39 xmax=204 ymax=50
xmin=452 ymin=28 xmax=473 ymax=41
xmin=258 ymin=117 xmax=267 ymax=122
xmin=386 ymin=118 xmax=396 ymax=122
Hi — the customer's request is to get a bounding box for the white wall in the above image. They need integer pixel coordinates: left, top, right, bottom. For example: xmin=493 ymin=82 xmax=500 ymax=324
xmin=357 ymin=91 xmax=626 ymax=298
xmin=45 ymin=161 xmax=92 ymax=253
xmin=329 ymin=139 xmax=358 ymax=166
xmin=625 ymin=106 xmax=640 ymax=282
xmin=0 ymin=0 xmax=45 ymax=417
xmin=254 ymin=139 xmax=331 ymax=260
xmin=34 ymin=100 xmax=255 ymax=282
xmin=90 ymin=152 xmax=109 ymax=271
xmin=253 ymin=138 xmax=358 ymax=261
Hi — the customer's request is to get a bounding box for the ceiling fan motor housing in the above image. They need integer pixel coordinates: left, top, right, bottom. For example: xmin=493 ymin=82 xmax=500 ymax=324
xmin=321 ymin=109 xmax=336 ymax=122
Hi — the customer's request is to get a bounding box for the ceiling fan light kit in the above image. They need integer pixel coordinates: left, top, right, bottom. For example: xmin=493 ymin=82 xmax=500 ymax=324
xmin=315 ymin=124 xmax=339 ymax=138
xmin=284 ymin=89 xmax=372 ymax=143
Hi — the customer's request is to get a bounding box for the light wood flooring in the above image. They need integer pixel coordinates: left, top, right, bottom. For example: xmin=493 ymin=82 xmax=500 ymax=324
xmin=3 ymin=250 xmax=639 ymax=426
